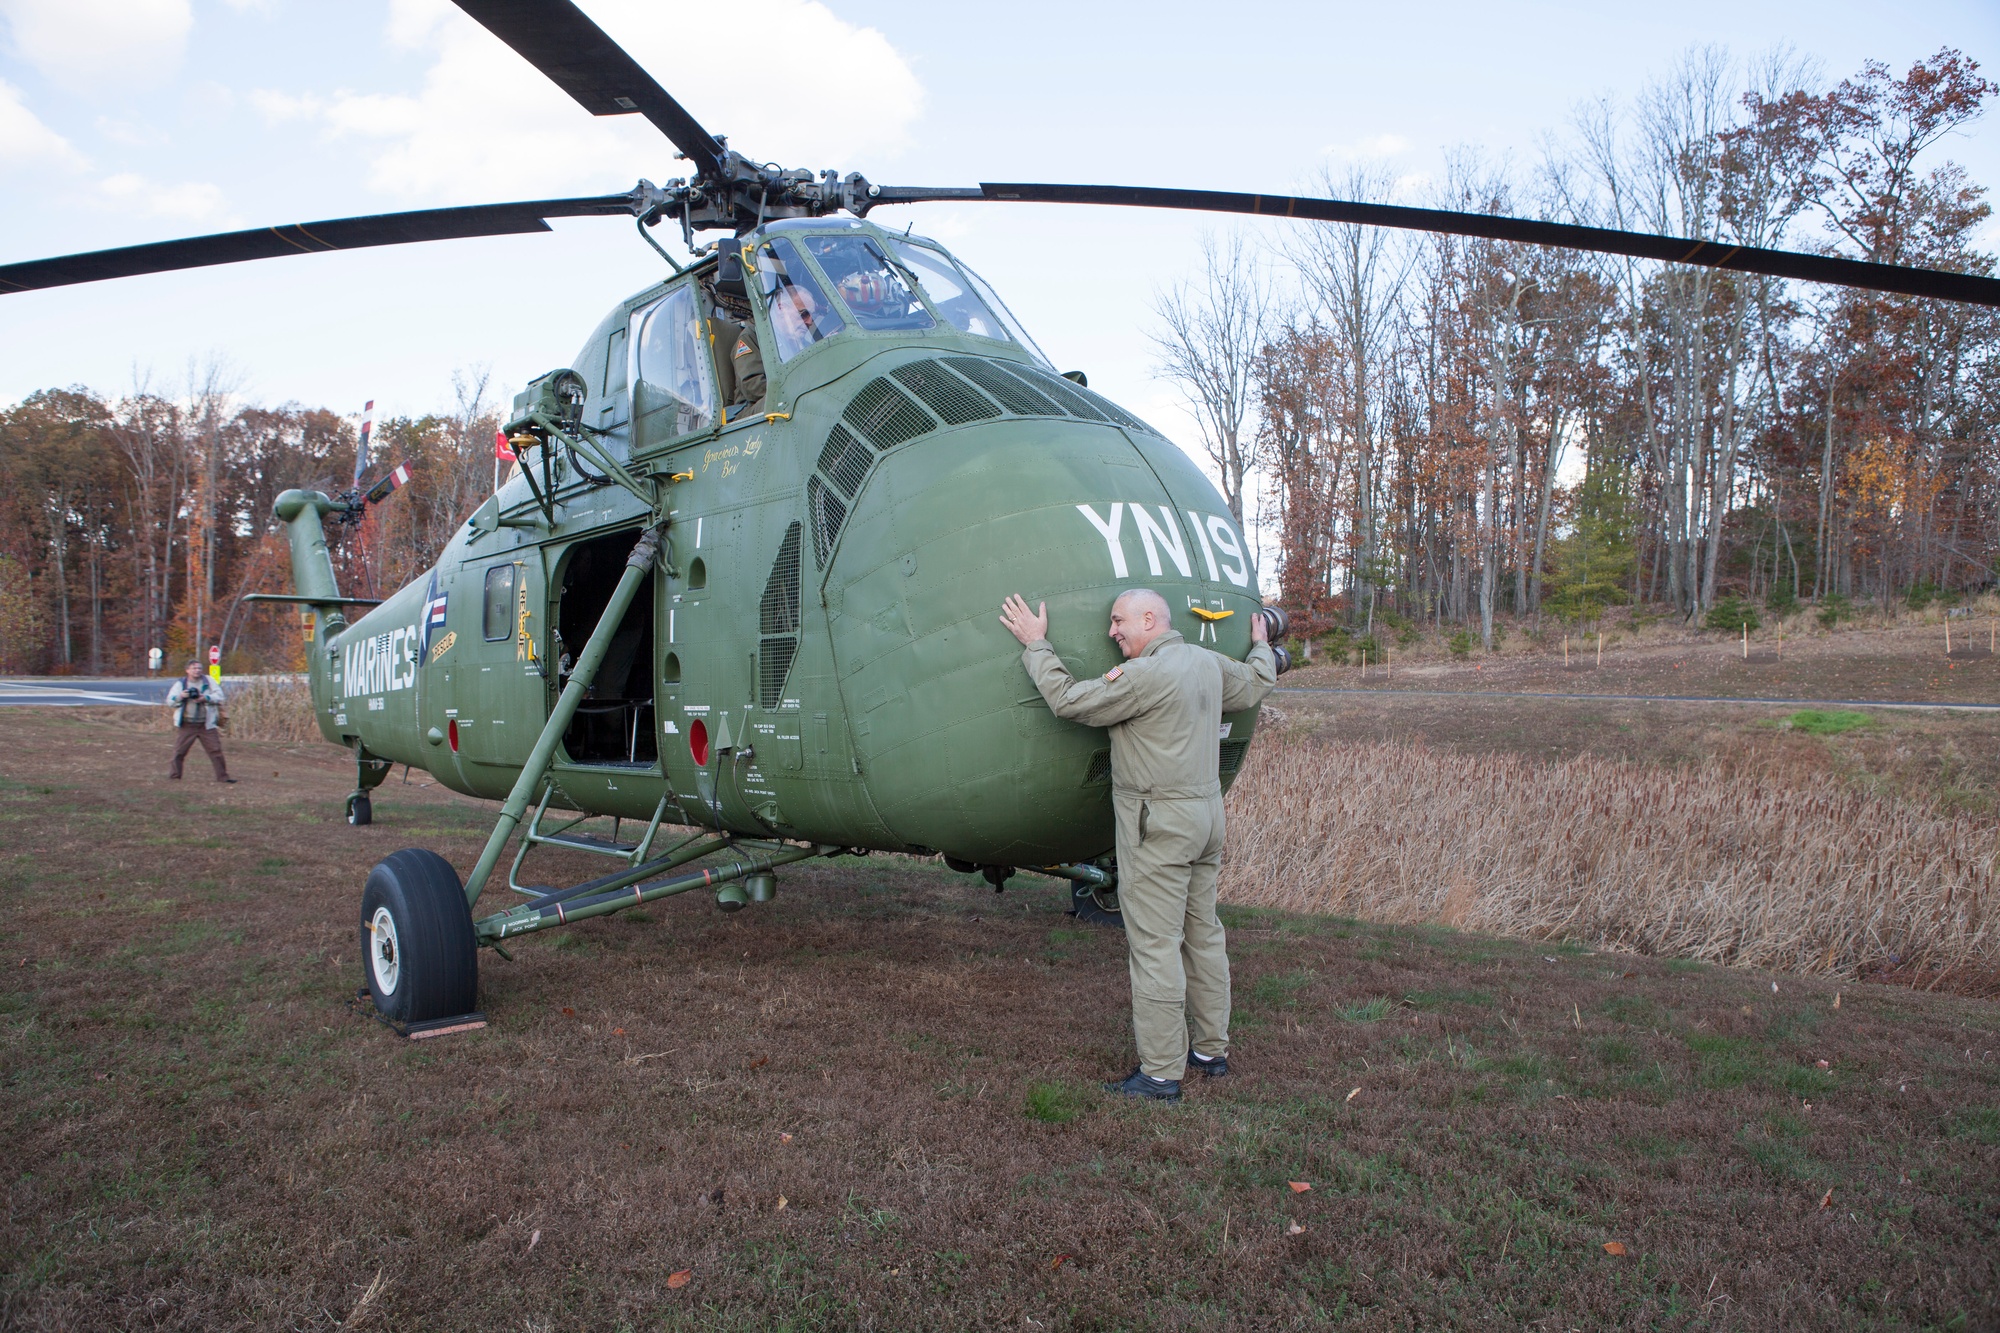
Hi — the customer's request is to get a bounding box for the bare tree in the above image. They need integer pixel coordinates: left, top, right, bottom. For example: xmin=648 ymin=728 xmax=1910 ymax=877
xmin=1150 ymin=231 xmax=1271 ymax=526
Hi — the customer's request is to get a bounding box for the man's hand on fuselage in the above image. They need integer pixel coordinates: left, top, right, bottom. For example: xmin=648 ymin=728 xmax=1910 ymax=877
xmin=998 ymin=593 xmax=1048 ymax=646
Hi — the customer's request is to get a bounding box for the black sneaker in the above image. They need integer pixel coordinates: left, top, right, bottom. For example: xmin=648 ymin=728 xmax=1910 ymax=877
xmin=1103 ymin=1067 xmax=1181 ymax=1102
xmin=1188 ymin=1050 xmax=1228 ymax=1078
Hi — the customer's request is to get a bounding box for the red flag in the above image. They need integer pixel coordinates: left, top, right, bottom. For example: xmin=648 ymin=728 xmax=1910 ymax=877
xmin=495 ymin=430 xmax=517 ymax=462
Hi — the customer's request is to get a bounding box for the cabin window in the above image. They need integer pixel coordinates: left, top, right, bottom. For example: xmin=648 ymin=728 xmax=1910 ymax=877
xmin=482 ymin=564 xmax=515 ymax=641
xmin=635 ymin=285 xmax=714 ymax=436
xmin=754 ymin=236 xmax=845 ymax=361
xmin=802 ymin=234 xmax=935 ymax=333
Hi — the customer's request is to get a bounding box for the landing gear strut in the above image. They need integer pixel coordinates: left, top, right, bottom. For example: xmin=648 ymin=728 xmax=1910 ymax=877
xmin=347 ymin=745 xmax=391 ymax=826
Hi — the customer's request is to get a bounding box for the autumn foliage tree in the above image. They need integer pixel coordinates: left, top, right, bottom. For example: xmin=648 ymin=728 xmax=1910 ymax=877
xmin=0 ymin=372 xmax=499 ymax=674
xmin=1152 ymin=47 xmax=2000 ymax=635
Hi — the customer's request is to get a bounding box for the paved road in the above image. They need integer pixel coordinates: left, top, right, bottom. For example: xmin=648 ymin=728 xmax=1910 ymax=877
xmin=0 ymin=677 xmax=175 ymax=707
xmin=1275 ymin=685 xmax=2000 ymax=713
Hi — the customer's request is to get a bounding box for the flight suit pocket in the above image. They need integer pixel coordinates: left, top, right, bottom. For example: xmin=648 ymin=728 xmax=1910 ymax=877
xmin=1138 ymin=800 xmax=1150 ymax=843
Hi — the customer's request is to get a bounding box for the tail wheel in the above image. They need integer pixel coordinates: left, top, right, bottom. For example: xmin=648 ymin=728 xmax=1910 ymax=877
xmin=359 ymin=849 xmax=477 ymax=1022
xmin=346 ymin=793 xmax=372 ymax=826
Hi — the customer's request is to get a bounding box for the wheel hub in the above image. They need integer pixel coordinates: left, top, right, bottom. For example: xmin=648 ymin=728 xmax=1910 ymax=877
xmin=369 ymin=906 xmax=400 ymax=994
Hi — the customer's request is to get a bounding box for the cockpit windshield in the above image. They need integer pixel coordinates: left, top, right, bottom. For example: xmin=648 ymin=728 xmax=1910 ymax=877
xmin=799 ymin=234 xmax=936 ymax=333
xmin=889 ymin=240 xmax=1051 ymax=366
xmin=755 ymin=236 xmax=846 ymax=362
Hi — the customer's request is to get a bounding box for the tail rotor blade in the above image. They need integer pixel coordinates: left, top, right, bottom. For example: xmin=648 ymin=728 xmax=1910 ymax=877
xmin=354 ymin=400 xmax=375 ymax=489
xmin=362 ymin=463 xmax=412 ymax=507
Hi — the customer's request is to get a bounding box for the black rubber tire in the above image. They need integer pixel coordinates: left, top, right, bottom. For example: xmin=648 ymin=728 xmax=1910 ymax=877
xmin=359 ymin=849 xmax=477 ymax=1023
xmin=347 ymin=794 xmax=372 ymax=826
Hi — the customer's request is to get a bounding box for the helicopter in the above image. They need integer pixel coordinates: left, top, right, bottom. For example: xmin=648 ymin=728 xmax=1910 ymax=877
xmin=5 ymin=1 xmax=1997 ymax=1031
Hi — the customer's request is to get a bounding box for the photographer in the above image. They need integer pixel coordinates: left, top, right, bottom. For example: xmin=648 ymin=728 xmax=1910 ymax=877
xmin=166 ymin=660 xmax=235 ymax=783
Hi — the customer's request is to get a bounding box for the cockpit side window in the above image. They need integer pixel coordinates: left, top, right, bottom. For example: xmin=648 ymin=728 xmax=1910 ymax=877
xmin=634 ymin=286 xmax=715 ymax=437
xmin=754 ymin=236 xmax=846 ymax=362
xmin=802 ymin=235 xmax=936 ymax=333
xmin=885 ymin=240 xmax=1011 ymax=342
xmin=947 ymin=254 xmax=1053 ymax=367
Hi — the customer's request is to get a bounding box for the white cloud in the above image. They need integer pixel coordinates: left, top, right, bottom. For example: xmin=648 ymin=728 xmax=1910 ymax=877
xmin=0 ymin=76 xmax=84 ymax=168
xmin=248 ymin=89 xmax=325 ymax=123
xmin=95 ymin=114 xmax=168 ymax=147
xmin=0 ymin=0 xmax=192 ymax=86
xmin=99 ymin=171 xmax=230 ymax=221
xmin=292 ymin=0 xmax=924 ymax=202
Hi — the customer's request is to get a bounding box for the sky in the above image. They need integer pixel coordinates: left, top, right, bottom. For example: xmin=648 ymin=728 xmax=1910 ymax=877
xmin=2 ymin=0 xmax=1996 ymax=484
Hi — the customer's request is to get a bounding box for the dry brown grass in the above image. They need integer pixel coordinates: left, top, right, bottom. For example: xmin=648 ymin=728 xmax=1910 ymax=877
xmin=220 ymin=675 xmax=320 ymax=742
xmin=6 ymin=709 xmax=1999 ymax=1329
xmin=1222 ymin=730 xmax=1998 ymax=980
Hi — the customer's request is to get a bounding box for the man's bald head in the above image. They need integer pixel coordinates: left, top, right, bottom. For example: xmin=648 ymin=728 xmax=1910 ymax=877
xmin=1108 ymin=588 xmax=1173 ymax=659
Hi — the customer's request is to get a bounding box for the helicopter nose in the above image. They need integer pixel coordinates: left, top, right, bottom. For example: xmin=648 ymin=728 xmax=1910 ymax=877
xmin=820 ymin=414 xmax=1260 ymax=864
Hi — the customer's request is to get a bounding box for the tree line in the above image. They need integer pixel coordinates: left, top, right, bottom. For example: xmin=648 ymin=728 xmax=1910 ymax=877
xmin=1153 ymin=47 xmax=2000 ymax=644
xmin=0 ymin=370 xmax=500 ymax=674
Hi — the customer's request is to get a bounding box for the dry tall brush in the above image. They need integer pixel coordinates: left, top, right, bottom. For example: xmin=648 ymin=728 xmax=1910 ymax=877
xmin=1222 ymin=733 xmax=1996 ymax=979
xmin=121 ymin=676 xmax=321 ymax=744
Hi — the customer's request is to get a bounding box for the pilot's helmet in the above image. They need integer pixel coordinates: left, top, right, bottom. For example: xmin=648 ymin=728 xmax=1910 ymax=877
xmin=836 ymin=269 xmax=899 ymax=316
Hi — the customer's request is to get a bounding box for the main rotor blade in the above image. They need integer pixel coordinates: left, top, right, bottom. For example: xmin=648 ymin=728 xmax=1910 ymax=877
xmin=973 ymin=183 xmax=2000 ymax=308
xmin=451 ymin=0 xmax=725 ymax=178
xmin=0 ymin=194 xmax=640 ymax=295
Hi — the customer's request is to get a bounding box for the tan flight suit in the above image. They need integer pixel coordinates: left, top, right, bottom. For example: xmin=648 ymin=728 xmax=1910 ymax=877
xmin=1022 ymin=629 xmax=1277 ymax=1081
xmin=730 ymin=324 xmax=767 ymax=417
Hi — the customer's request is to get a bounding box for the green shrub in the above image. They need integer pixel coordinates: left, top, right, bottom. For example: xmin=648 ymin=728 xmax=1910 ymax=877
xmin=1705 ymin=596 xmax=1760 ymax=633
xmin=1704 ymin=596 xmax=1760 ymax=633
xmin=1817 ymin=593 xmax=1855 ymax=629
xmin=1316 ymin=626 xmax=1352 ymax=666
xmin=1766 ymin=581 xmax=1797 ymax=613
xmin=1447 ymin=630 xmax=1473 ymax=660
xmin=1354 ymin=633 xmax=1382 ymax=661
xmin=1906 ymin=579 xmax=1939 ymax=610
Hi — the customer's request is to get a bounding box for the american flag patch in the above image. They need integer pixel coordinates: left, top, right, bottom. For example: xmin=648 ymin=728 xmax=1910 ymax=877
xmin=1104 ymin=666 xmax=1124 ymax=681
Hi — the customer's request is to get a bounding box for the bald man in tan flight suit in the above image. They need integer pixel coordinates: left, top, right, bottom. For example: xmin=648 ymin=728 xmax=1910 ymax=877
xmin=1001 ymin=588 xmax=1277 ymax=1102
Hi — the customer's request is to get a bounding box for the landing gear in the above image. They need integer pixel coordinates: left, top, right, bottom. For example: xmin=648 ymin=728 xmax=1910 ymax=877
xmin=360 ymin=849 xmax=478 ymax=1022
xmin=347 ymin=744 xmax=391 ymax=828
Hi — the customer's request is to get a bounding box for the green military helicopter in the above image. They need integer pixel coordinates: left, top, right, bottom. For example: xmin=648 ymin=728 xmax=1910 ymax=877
xmin=6 ymin=1 xmax=1997 ymax=1030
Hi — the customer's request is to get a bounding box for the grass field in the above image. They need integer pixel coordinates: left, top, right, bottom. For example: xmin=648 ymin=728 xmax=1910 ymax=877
xmin=2 ymin=710 xmax=1997 ymax=1329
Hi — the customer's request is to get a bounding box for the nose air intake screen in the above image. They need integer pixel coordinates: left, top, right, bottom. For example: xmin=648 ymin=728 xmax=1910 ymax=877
xmin=815 ymin=425 xmax=873 ymax=497
xmin=842 ymin=378 xmax=935 ymax=449
xmin=891 ymin=360 xmax=1001 ymax=424
xmin=942 ymin=356 xmax=1062 ymax=416
xmin=806 ymin=357 xmax=1165 ymax=570
xmin=807 ymin=476 xmax=846 ymax=568
xmin=758 ymin=521 xmax=803 ymax=708
xmin=1008 ymin=364 xmax=1112 ymax=422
